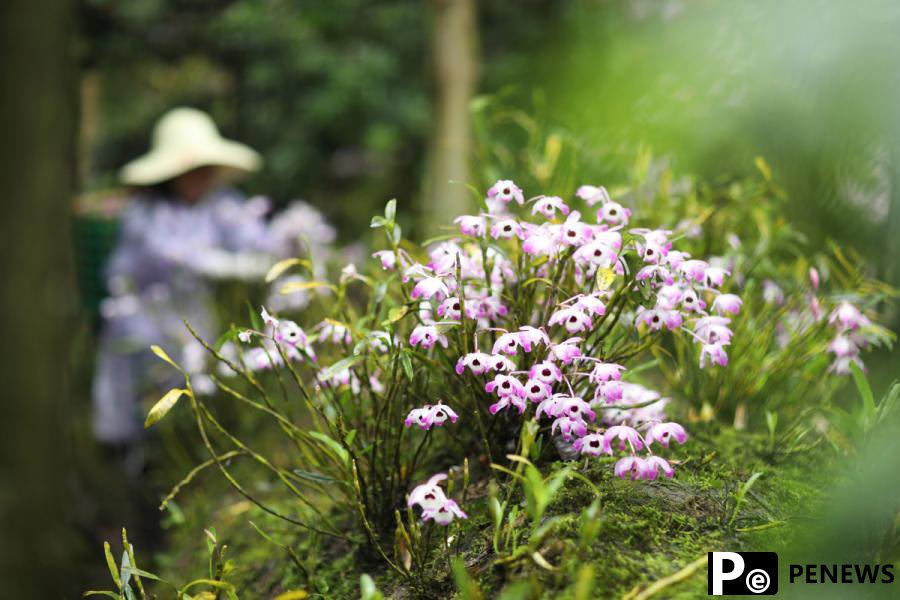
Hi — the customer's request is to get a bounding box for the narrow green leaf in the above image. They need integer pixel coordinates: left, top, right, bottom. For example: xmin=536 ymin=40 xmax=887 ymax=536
xmin=386 ymin=305 xmax=408 ymax=323
xmin=213 ymin=326 xmax=239 ymax=351
xmin=151 ymin=345 xmax=179 ymax=369
xmin=322 ymin=355 xmax=364 ymax=380
xmin=755 ymin=156 xmax=773 ymax=182
xmin=574 ymin=565 xmax=595 ymax=600
xmin=121 ymin=566 xmax=161 ymax=581
xmin=488 ymin=496 xmax=503 ymax=528
xmin=279 ymin=280 xmax=336 ymax=295
xmin=530 ymin=551 xmax=558 ymax=571
xmin=451 ymin=557 xmax=482 ymax=600
xmin=399 ymin=351 xmax=414 ymax=381
xmin=850 ymin=362 xmax=876 ymax=426
xmin=595 ymin=267 xmax=616 ymax=290
xmin=103 ymin=541 xmax=121 ymax=590
xmin=291 ymin=469 xmax=336 ymax=483
xmin=384 ymin=198 xmax=397 ymax=221
xmin=246 ymin=301 xmax=262 ymax=330
xmin=344 ymin=429 xmax=358 ymax=447
xmin=360 ymin=574 xmax=383 ymax=600
xmin=265 ymin=257 xmax=311 ymax=283
xmin=309 ymin=431 xmax=350 ymax=464
xmin=144 ymin=389 xmax=186 ymax=428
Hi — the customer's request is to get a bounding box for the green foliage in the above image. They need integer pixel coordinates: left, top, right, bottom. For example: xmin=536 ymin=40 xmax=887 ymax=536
xmin=86 ymin=528 xmax=239 ymax=599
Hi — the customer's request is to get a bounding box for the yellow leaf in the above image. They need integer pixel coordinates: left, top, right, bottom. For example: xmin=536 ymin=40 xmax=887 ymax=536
xmin=275 ymin=591 xmax=309 ymax=600
xmin=265 ymin=257 xmax=311 ymax=283
xmin=150 ymin=345 xmax=178 ymax=368
xmin=386 ymin=305 xmax=408 ymax=323
xmin=531 ymin=551 xmax=558 ymax=571
xmin=595 ymin=268 xmax=616 ymax=291
xmin=144 ymin=388 xmax=186 ymax=428
xmin=754 ymin=156 xmax=772 ymax=182
xmin=279 ymin=281 xmax=335 ymax=295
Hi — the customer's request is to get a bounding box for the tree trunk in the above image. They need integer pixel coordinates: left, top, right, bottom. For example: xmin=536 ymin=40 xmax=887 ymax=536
xmin=0 ymin=0 xmax=79 ymax=595
xmin=423 ymin=0 xmax=479 ymax=227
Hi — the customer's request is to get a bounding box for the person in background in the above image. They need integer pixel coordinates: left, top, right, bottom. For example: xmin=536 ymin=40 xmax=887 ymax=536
xmin=92 ymin=107 xmax=273 ymax=458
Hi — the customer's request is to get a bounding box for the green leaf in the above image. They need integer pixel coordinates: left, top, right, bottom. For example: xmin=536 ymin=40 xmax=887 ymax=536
xmin=214 ymin=326 xmax=239 ymax=351
xmin=180 ymin=579 xmax=237 ymax=593
xmin=595 ymin=267 xmax=616 ymax=290
xmin=530 ymin=551 xmax=558 ymax=571
xmin=309 ymin=431 xmax=350 ymax=465
xmin=344 ymin=429 xmax=358 ymax=447
xmin=399 ymin=351 xmax=414 ymax=381
xmin=246 ymin=301 xmax=262 ymax=331
xmin=385 ymin=305 xmax=408 ymax=324
xmin=144 ymin=388 xmax=187 ymax=428
xmin=151 ymin=345 xmax=180 ymax=369
xmin=521 ymin=277 xmax=553 ymax=289
xmin=877 ymin=383 xmax=900 ymax=423
xmin=765 ymin=411 xmax=778 ymax=438
xmin=574 ymin=565 xmax=595 ymax=600
xmin=265 ymin=257 xmax=311 ymax=283
xmin=755 ymin=156 xmax=773 ymax=182
xmin=488 ymin=496 xmax=503 ymax=529
xmin=121 ymin=566 xmax=161 ymax=581
xmin=850 ymin=362 xmax=876 ymax=428
xmin=291 ymin=469 xmax=336 ymax=484
xmin=103 ymin=541 xmax=121 ymax=590
xmin=730 ymin=471 xmax=764 ymax=524
xmin=82 ymin=592 xmax=120 ymax=599
xmin=360 ymin=574 xmax=383 ymax=600
xmin=274 ymin=591 xmax=309 ymax=600
xmin=384 ymin=199 xmax=397 ymax=221
xmin=279 ymin=280 xmax=336 ymax=295
xmin=451 ymin=557 xmax=482 ymax=600
xmin=321 ymin=355 xmax=364 ymax=380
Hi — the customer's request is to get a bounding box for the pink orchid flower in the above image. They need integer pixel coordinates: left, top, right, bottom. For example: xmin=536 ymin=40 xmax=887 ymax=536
xmin=603 ymin=425 xmax=644 ymax=452
xmin=455 ymin=352 xmax=493 ymax=375
xmin=422 ymin=499 xmax=468 ymax=525
xmin=711 ymin=293 xmax=742 ymax=315
xmin=573 ymin=433 xmax=610 ymax=456
xmin=408 ymin=473 xmax=448 ymax=510
xmin=487 ymin=179 xmax=525 ymax=206
xmin=409 ymin=325 xmax=448 ymax=350
xmin=645 ymin=422 xmax=688 ymax=448
xmin=454 ymin=214 xmax=487 ymax=237
xmin=531 ymin=196 xmax=570 ymax=219
xmin=549 ymin=306 xmax=593 ymax=334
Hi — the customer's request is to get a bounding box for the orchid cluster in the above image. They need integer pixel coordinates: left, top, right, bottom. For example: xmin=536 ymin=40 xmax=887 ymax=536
xmin=827 ymin=300 xmax=876 ymax=375
xmin=764 ymin=268 xmax=886 ymax=377
xmin=363 ymin=178 xmax=742 ymax=517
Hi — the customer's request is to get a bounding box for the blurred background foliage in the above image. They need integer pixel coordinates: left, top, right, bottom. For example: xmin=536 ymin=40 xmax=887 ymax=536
xmin=77 ymin=0 xmax=900 ymax=281
xmin=77 ymin=0 xmax=556 ymax=235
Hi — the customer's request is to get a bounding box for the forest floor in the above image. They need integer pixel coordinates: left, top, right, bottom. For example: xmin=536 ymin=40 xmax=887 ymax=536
xmin=150 ymin=423 xmax=835 ymax=599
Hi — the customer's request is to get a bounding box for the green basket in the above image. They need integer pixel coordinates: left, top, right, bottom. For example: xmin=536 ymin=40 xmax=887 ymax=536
xmin=73 ymin=195 xmax=124 ymax=319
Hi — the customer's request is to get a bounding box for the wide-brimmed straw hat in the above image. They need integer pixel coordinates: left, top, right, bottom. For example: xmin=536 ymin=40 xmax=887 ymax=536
xmin=119 ymin=107 xmax=262 ymax=186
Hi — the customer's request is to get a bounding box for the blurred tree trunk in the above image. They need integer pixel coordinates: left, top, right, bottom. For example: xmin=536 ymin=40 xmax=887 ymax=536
xmin=0 ymin=0 xmax=79 ymax=596
xmin=423 ymin=0 xmax=479 ymax=226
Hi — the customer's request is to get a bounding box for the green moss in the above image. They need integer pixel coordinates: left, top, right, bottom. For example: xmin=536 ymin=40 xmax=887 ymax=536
xmin=150 ymin=423 xmax=834 ymax=598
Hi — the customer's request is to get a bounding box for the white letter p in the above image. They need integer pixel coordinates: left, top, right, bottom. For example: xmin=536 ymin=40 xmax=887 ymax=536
xmin=711 ymin=552 xmax=745 ymax=595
